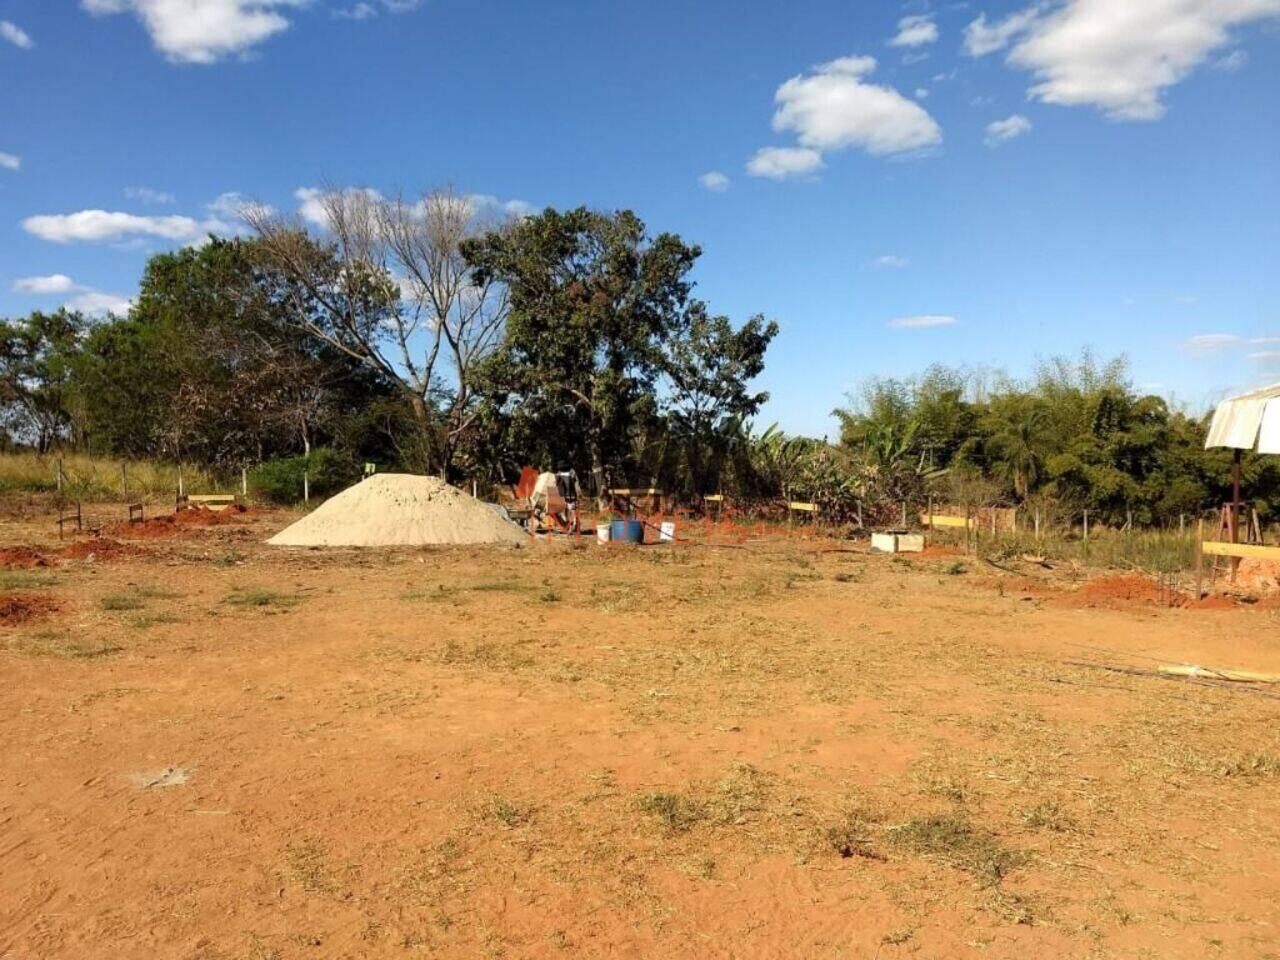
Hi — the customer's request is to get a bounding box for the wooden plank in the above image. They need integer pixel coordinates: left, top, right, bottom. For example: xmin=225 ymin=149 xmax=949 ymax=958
xmin=1201 ymin=540 xmax=1280 ymax=560
xmin=703 ymin=494 xmax=724 ymax=502
xmin=606 ymin=488 xmax=662 ymax=496
xmin=787 ymin=501 xmax=817 ymax=513
xmin=188 ymin=494 xmax=236 ymax=503
xmin=924 ymin=514 xmax=974 ymax=529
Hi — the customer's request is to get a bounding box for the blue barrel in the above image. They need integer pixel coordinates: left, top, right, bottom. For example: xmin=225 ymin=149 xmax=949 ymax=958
xmin=610 ymin=519 xmax=645 ymax=544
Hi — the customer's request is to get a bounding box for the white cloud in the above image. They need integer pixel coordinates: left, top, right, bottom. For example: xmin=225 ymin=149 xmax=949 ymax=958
xmin=197 ymin=193 xmax=272 ymax=239
xmin=81 ymin=0 xmax=307 ymax=64
xmin=915 ymin=87 xmax=929 ymax=99
xmin=124 ymin=186 xmax=176 ymax=205
xmin=890 ymin=14 xmax=938 ymax=48
xmin=294 ymin=186 xmax=530 ymax=230
xmin=66 ymin=290 xmax=133 ymax=317
xmin=766 ymin=54 xmax=942 ymax=160
xmin=23 ymin=210 xmax=206 ymax=244
xmin=1186 ymin=333 xmax=1241 ymax=352
xmin=965 ymin=0 xmax=1280 ymax=120
xmin=964 ymin=5 xmax=1045 ymax=56
xmin=698 ymin=171 xmax=730 ymax=192
xmin=0 ymin=152 xmax=20 ymax=171
xmin=1215 ymin=49 xmax=1249 ymax=71
xmin=1185 ymin=333 xmax=1280 ymax=354
xmin=464 ymin=193 xmax=534 ymax=218
xmin=1249 ymin=350 xmax=1280 ymax=361
xmin=12 ymin=273 xmax=132 ymax=315
xmin=1 ymin=19 xmax=33 ymax=48
xmin=14 ymin=275 xmax=76 ymax=295
xmin=294 ymin=186 xmax=356 ymax=228
xmin=746 ymin=146 xmax=824 ymax=180
xmin=889 ymin=314 xmax=956 ymax=328
xmin=334 ymin=2 xmax=378 ymax=18
xmin=985 ymin=113 xmax=1032 ymax=144
xmin=870 ymin=254 xmax=909 ymax=269
xmin=22 ymin=197 xmax=252 ymax=245
xmin=334 ymin=0 xmax=421 ymax=17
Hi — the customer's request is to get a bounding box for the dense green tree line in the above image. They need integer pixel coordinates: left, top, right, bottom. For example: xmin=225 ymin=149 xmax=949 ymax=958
xmin=0 ymin=203 xmax=778 ymax=501
xmin=1 ymin=199 xmax=1270 ymax=521
xmin=829 ymin=359 xmax=1278 ymax=525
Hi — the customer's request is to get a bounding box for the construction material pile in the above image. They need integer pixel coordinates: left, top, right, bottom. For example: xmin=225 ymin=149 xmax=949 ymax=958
xmin=267 ymin=474 xmax=526 ymax=547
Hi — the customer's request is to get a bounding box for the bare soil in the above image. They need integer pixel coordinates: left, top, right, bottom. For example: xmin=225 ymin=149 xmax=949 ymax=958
xmin=2 ymin=505 xmax=1280 ymax=959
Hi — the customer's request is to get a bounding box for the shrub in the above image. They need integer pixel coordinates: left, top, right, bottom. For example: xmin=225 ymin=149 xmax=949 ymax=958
xmin=248 ymin=448 xmax=358 ymax=504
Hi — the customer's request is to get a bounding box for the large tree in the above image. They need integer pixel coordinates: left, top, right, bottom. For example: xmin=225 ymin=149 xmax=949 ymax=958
xmin=663 ymin=304 xmax=777 ymax=495
xmin=247 ymin=188 xmax=510 ymax=476
xmin=75 ymin=237 xmax=390 ymax=467
xmin=462 ymin=207 xmax=702 ymax=492
xmin=0 ymin=309 xmax=86 ymax=452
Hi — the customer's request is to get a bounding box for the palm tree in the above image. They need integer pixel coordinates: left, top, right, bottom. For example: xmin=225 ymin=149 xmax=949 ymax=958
xmin=987 ymin=403 xmax=1046 ymax=500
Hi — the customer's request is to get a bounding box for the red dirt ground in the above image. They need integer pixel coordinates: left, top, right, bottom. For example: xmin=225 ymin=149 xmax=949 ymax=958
xmin=3 ymin=507 xmax=1280 ymax=959
xmin=58 ymin=537 xmax=140 ymax=561
xmin=0 ymin=591 xmax=59 ymax=625
xmin=920 ymin=543 xmax=965 ymax=558
xmin=109 ymin=505 xmax=250 ymax=539
xmin=0 ymin=545 xmax=50 ymax=568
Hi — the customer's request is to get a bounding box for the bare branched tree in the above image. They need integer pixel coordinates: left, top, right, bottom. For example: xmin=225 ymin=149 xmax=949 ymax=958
xmin=245 ymin=186 xmax=511 ymax=476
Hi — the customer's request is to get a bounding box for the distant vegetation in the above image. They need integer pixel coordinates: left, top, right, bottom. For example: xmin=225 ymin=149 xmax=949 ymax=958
xmin=0 ymin=190 xmax=1272 ymax=523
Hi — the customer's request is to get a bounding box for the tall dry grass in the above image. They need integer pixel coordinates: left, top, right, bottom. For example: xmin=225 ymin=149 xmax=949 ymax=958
xmin=936 ymin=524 xmax=1201 ymax=573
xmin=0 ymin=452 xmax=217 ymax=501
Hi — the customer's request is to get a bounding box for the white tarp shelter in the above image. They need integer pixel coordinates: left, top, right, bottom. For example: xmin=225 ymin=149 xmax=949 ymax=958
xmin=1205 ymin=382 xmax=1280 ymax=453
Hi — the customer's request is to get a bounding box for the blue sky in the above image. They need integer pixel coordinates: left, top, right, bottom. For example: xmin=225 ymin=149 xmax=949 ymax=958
xmin=2 ymin=0 xmax=1278 ymax=437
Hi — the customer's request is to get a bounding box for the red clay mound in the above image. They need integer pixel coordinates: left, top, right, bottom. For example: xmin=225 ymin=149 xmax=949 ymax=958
xmin=60 ymin=538 xmax=139 ymax=561
xmin=1066 ymin=573 xmax=1237 ymax=611
xmin=0 ymin=546 xmax=51 ymax=568
xmin=111 ymin=506 xmax=248 ymax=539
xmin=1076 ymin=574 xmax=1164 ymax=606
xmin=0 ymin=592 xmax=59 ymax=625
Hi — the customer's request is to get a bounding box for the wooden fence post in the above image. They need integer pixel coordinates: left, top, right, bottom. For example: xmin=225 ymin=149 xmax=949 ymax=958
xmin=303 ymin=470 xmax=310 ymax=504
xmin=1034 ymin=508 xmax=1041 ymax=540
xmin=56 ymin=457 xmax=64 ymax=493
xmin=1195 ymin=518 xmax=1204 ymax=599
xmin=241 ymin=467 xmax=248 ymax=498
xmin=120 ymin=462 xmax=127 ymax=498
xmin=178 ymin=463 xmax=185 ymax=498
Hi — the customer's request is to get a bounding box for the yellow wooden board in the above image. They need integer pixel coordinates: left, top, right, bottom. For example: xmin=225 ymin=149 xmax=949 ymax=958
xmin=607 ymin=488 xmax=663 ymax=496
xmin=788 ymin=501 xmax=817 ymax=512
xmin=1201 ymin=540 xmax=1280 ymax=560
xmin=923 ymin=514 xmax=974 ymax=529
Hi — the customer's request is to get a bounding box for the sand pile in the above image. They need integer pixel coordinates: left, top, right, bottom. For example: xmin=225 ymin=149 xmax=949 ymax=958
xmin=267 ymin=474 xmax=526 ymax=547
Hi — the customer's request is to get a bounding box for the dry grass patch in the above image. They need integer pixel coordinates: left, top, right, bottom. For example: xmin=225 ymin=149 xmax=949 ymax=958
xmin=889 ymin=813 xmax=1026 ymax=886
xmin=222 ymin=586 xmax=301 ymax=610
